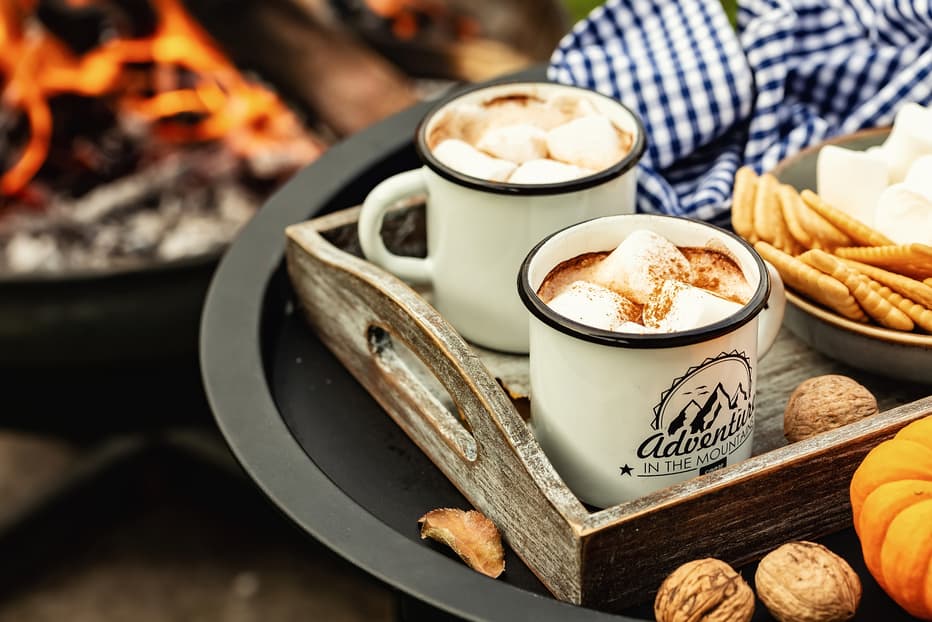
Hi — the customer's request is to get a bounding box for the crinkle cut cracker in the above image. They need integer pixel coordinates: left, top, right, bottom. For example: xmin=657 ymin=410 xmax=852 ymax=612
xmin=801 ymin=250 xmax=913 ymax=330
xmin=777 ymin=184 xmax=814 ymax=251
xmin=754 ymin=173 xmax=780 ymax=244
xmin=794 ymin=192 xmax=854 ymax=249
xmin=800 ymin=189 xmax=894 ymax=247
xmin=731 ymin=166 xmax=757 ymax=242
xmin=838 ymin=258 xmax=932 ymax=308
xmin=865 ymin=277 xmax=932 ymax=333
xmin=755 ymin=242 xmax=866 ymax=321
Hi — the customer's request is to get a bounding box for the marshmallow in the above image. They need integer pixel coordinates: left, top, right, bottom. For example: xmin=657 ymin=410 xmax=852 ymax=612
xmin=593 ymin=230 xmax=692 ymax=304
xmin=903 ymin=154 xmax=932 ymax=202
xmin=429 ymin=104 xmax=489 ymax=146
xmin=547 ymin=115 xmax=628 ymax=171
xmin=616 ymin=321 xmax=660 ymax=334
xmin=880 ymin=102 xmax=932 ymax=183
xmin=432 ymin=139 xmax=516 ymax=182
xmin=547 ymin=280 xmax=640 ymax=331
xmin=482 ymin=98 xmax=569 ymax=131
xmin=476 ymin=124 xmax=548 ymax=164
xmin=643 ymin=280 xmax=744 ymax=332
xmin=508 ymin=158 xmax=593 ymax=184
xmin=874 ymin=183 xmax=932 ymax=245
xmin=547 ymin=93 xmax=598 ymax=119
xmin=817 ymin=144 xmax=888 ymax=226
xmin=684 ymin=247 xmax=753 ymax=304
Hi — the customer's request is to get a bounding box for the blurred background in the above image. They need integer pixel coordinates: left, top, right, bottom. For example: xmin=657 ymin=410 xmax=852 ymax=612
xmin=0 ymin=0 xmax=604 ymax=620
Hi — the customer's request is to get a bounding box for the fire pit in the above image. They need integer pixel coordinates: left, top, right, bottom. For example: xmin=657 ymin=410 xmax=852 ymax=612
xmin=0 ymin=0 xmax=323 ymax=367
xmin=0 ymin=0 xmax=565 ymax=367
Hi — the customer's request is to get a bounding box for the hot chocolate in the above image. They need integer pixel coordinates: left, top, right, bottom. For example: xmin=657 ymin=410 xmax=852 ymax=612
xmin=537 ymin=229 xmax=752 ymax=333
xmin=426 ymin=92 xmax=634 ymax=184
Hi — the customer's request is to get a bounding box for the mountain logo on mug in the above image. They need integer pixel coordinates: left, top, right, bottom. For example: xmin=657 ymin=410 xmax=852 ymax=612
xmin=635 ymin=352 xmax=754 ymax=477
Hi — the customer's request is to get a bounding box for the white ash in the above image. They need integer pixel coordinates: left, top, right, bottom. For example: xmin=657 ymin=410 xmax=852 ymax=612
xmin=6 ymin=234 xmax=61 ymax=272
xmin=0 ymin=147 xmax=271 ymax=275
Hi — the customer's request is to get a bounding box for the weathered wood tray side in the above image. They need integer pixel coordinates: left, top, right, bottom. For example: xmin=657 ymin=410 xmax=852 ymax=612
xmin=285 ymin=217 xmax=591 ymax=604
xmin=575 ymin=396 xmax=932 ymax=610
xmin=285 ymin=207 xmax=932 ymax=612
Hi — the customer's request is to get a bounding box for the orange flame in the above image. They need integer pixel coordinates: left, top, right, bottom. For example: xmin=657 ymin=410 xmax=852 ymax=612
xmin=364 ymin=0 xmax=479 ymax=41
xmin=0 ymin=0 xmax=322 ymax=196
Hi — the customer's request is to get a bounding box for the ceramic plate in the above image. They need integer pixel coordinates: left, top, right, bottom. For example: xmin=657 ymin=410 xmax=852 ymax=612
xmin=771 ymin=127 xmax=932 ymax=384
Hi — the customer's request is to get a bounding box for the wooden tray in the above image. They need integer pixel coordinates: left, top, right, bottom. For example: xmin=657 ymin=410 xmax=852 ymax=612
xmin=284 ymin=202 xmax=932 ymax=613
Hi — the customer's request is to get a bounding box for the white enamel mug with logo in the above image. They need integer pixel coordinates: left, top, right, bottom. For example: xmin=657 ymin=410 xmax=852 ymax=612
xmin=358 ymin=81 xmax=646 ymax=353
xmin=518 ymin=214 xmax=786 ymax=508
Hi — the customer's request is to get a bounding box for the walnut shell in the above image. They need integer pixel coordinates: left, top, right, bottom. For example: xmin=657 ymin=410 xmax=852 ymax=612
xmin=755 ymin=541 xmax=861 ymax=622
xmin=654 ymin=558 xmax=754 ymax=622
xmin=784 ymin=375 xmax=878 ymax=442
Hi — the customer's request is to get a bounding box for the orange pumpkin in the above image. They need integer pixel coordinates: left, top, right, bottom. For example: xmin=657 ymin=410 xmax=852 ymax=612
xmin=850 ymin=414 xmax=932 ymax=620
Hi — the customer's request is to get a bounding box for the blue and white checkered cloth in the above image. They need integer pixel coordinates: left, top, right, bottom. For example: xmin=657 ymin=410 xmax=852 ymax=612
xmin=549 ymin=0 xmax=932 ymax=226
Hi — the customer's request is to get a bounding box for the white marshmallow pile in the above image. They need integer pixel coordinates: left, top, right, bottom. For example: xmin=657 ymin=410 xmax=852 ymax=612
xmin=817 ymin=102 xmax=932 ymax=245
xmin=429 ymin=92 xmax=631 ymax=184
xmin=541 ymin=229 xmax=748 ymax=334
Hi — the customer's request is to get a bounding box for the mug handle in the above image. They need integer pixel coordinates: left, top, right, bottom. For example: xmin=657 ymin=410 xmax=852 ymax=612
xmin=758 ymin=261 xmax=786 ymax=358
xmin=358 ymin=168 xmax=433 ymax=284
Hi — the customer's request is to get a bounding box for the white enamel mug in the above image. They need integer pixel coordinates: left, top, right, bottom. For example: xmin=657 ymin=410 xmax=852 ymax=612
xmin=518 ymin=214 xmax=786 ymax=508
xmin=358 ymin=81 xmax=646 ymax=353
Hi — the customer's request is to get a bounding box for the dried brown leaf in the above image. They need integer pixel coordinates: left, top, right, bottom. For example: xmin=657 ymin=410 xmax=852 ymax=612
xmin=418 ymin=508 xmax=505 ymax=578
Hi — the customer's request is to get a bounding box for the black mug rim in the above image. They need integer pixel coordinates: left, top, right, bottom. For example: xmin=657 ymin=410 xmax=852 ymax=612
xmin=415 ymin=80 xmax=647 ymax=196
xmin=517 ymin=214 xmax=772 ymax=349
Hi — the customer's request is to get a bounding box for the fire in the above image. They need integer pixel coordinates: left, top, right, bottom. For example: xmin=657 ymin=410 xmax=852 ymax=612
xmin=363 ymin=0 xmax=479 ymax=41
xmin=0 ymin=0 xmax=322 ymax=196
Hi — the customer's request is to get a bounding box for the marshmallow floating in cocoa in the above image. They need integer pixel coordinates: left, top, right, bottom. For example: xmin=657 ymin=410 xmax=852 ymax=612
xmin=546 ymin=115 xmax=628 ymax=172
xmin=817 ymin=144 xmax=888 ymax=226
xmin=615 ymin=320 xmax=661 ymax=334
xmin=508 ymin=159 xmax=593 ymax=184
xmin=546 ymin=92 xmax=598 ymax=119
xmin=432 ymin=139 xmax=516 ymax=182
xmin=643 ymin=280 xmax=744 ymax=332
xmin=476 ymin=124 xmax=548 ymax=164
xmin=547 ymin=280 xmax=640 ymax=331
xmin=429 ymin=104 xmax=488 ymax=147
xmin=593 ymin=229 xmax=692 ymax=304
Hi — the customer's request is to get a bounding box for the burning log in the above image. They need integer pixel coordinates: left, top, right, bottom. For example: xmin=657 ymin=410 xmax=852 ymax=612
xmin=184 ymin=0 xmax=419 ymax=137
xmin=0 ymin=0 xmax=324 ymax=196
xmin=184 ymin=0 xmax=567 ymax=131
xmin=327 ymin=0 xmax=567 ymax=80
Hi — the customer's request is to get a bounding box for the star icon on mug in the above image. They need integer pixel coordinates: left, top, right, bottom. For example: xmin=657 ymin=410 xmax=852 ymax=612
xmin=619 ymin=464 xmax=633 ymax=476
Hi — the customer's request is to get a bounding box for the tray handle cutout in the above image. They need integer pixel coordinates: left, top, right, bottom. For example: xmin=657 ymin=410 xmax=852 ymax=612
xmin=367 ymin=323 xmax=478 ymax=462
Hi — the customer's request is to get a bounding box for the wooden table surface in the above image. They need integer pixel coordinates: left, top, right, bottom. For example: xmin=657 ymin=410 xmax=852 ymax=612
xmin=748 ymin=326 xmax=929 ymax=455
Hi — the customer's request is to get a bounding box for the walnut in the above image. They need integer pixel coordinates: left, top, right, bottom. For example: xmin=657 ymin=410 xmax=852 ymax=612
xmin=755 ymin=541 xmax=861 ymax=622
xmin=418 ymin=508 xmax=504 ymax=578
xmin=784 ymin=375 xmax=878 ymax=442
xmin=654 ymin=558 xmax=754 ymax=622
